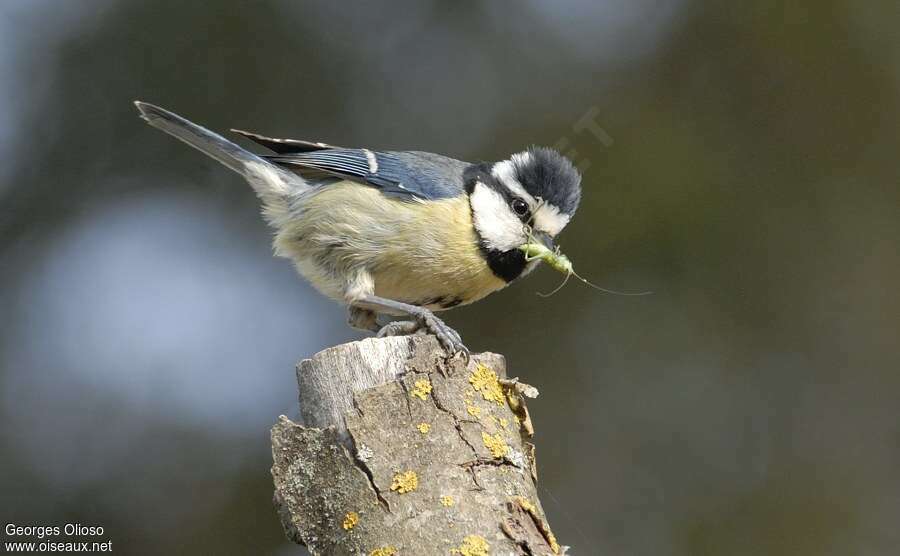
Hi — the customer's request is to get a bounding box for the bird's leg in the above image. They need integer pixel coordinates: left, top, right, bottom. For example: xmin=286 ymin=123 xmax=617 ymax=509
xmin=352 ymin=294 xmax=469 ymax=360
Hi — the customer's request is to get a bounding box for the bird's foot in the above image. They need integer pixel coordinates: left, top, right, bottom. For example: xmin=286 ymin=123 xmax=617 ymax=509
xmin=376 ymin=314 xmax=469 ymax=362
xmin=354 ymin=294 xmax=469 ymax=362
xmin=416 ymin=310 xmax=469 ymax=363
xmin=376 ymin=320 xmax=422 ymax=338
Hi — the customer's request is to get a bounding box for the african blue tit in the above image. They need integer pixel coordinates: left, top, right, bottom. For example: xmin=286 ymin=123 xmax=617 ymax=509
xmin=135 ymin=102 xmax=581 ymax=357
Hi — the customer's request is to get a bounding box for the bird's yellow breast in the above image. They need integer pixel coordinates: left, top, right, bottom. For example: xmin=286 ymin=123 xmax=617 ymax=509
xmin=273 ymin=181 xmax=507 ymax=309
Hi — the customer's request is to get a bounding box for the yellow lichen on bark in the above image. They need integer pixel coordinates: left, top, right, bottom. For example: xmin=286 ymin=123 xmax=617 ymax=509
xmin=514 ymin=496 xmax=560 ymax=554
xmin=491 ymin=415 xmax=509 ymax=430
xmin=481 ymin=432 xmax=508 ymax=459
xmin=411 ymin=378 xmax=433 ymax=400
xmin=390 ymin=470 xmax=419 ymax=493
xmin=469 ymin=364 xmax=505 ymax=406
xmin=417 ymin=422 xmax=431 ymax=434
xmin=440 ymin=495 xmax=455 ymax=507
xmin=514 ymin=496 xmax=536 ymax=513
xmin=342 ymin=511 xmax=359 ymax=530
xmin=451 ymin=534 xmax=490 ymax=556
xmin=546 ymin=531 xmax=560 ymax=554
xmin=369 ymin=547 xmax=398 ymax=556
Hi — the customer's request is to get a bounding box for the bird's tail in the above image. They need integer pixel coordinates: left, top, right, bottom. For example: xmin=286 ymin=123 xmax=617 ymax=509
xmin=134 ymin=101 xmax=301 ymax=224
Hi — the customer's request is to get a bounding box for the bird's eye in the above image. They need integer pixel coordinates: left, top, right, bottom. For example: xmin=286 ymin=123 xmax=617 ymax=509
xmin=511 ymin=199 xmax=529 ymax=216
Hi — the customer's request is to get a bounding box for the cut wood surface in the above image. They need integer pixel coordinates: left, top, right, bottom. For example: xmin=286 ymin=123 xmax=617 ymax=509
xmin=271 ymin=335 xmax=563 ymax=555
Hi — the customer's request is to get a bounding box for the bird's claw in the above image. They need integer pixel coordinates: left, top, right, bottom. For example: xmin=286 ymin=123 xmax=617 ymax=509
xmin=376 ymin=316 xmax=468 ymax=361
xmin=422 ymin=314 xmax=469 ymax=363
xmin=376 ymin=320 xmax=421 ymax=338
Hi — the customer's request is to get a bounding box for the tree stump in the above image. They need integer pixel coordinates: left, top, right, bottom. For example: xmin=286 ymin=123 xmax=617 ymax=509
xmin=271 ymin=335 xmax=563 ymax=555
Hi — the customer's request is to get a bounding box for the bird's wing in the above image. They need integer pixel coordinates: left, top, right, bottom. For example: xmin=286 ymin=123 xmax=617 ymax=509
xmin=231 ymin=130 xmax=469 ymax=201
xmin=231 ymin=129 xmax=342 ymax=154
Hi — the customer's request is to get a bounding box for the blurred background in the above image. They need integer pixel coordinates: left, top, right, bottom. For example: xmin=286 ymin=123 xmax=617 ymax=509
xmin=1 ymin=1 xmax=898 ymax=554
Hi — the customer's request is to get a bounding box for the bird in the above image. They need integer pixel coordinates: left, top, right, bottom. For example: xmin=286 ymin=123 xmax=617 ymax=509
xmin=134 ymin=102 xmax=581 ymax=358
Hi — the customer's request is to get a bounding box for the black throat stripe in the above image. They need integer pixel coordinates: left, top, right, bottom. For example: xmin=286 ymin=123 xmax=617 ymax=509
xmin=481 ymin=245 xmax=527 ymax=283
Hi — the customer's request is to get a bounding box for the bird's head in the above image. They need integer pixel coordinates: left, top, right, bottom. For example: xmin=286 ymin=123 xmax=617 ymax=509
xmin=465 ymin=147 xmax=582 ymax=282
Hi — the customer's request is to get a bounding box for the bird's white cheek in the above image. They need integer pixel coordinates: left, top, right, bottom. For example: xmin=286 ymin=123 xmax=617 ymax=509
xmin=534 ymin=205 xmax=571 ymax=237
xmin=470 ymin=183 xmax=524 ymax=252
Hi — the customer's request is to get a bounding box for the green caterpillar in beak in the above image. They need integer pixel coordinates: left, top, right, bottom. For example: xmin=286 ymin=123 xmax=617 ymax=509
xmin=517 ymin=242 xmax=652 ymax=297
xmin=518 ymin=242 xmax=574 ymax=274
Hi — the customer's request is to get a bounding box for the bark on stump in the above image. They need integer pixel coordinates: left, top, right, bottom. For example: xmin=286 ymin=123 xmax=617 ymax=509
xmin=271 ymin=335 xmax=562 ymax=555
